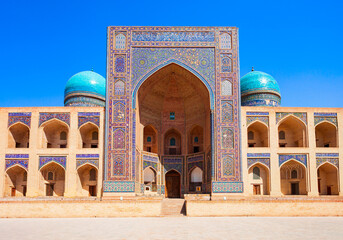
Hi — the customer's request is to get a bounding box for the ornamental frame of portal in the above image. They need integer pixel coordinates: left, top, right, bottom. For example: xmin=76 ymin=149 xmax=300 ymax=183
xmin=104 ymin=26 xmax=242 ymax=195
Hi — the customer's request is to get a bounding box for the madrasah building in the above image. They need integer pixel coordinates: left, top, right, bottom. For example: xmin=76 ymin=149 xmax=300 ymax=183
xmin=0 ymin=26 xmax=342 ymax=200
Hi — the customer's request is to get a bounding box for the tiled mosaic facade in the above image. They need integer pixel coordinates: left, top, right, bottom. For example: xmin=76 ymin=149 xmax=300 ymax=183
xmin=8 ymin=112 xmax=31 ymax=128
xmin=314 ymin=113 xmax=338 ymax=127
xmin=39 ymin=113 xmax=70 ymax=126
xmin=5 ymin=154 xmax=29 ymax=170
xmin=105 ymin=26 xmax=242 ymax=194
xmin=78 ymin=112 xmax=100 ymax=128
xmin=276 ymin=112 xmax=307 ymax=125
xmin=39 ymin=156 xmax=67 ymax=170
xmin=279 ymin=154 xmax=307 ymax=167
xmin=76 ymin=154 xmax=99 ymax=169
xmin=316 ymin=153 xmax=339 ymax=168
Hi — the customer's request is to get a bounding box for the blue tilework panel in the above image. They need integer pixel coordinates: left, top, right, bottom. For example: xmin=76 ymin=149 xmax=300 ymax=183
xmin=39 ymin=113 xmax=70 ymax=126
xmin=132 ymin=31 xmax=215 ymax=42
xmin=76 ymin=154 xmax=99 ymax=169
xmin=279 ymin=154 xmax=307 ymax=167
xmin=78 ymin=112 xmax=100 ymax=128
xmin=316 ymin=158 xmax=339 ymax=168
xmin=131 ymin=48 xmax=215 ymax=99
xmin=247 ymin=158 xmax=270 ymax=169
xmin=212 ymin=182 xmax=243 ymax=193
xmin=5 ymin=154 xmax=29 ymax=170
xmin=8 ymin=112 xmax=31 ymax=128
xmin=276 ymin=112 xmax=307 ymax=125
xmin=103 ymin=181 xmax=135 ymax=192
xmin=39 ymin=156 xmax=67 ymax=170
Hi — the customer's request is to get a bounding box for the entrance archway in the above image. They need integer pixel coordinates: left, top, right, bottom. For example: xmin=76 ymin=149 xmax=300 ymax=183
xmin=165 ymin=170 xmax=181 ymax=198
xmin=136 ymin=63 xmax=212 ymax=196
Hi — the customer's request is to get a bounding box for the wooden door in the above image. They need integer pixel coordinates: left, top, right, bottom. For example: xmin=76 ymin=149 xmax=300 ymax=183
xmin=23 ymin=186 xmax=27 ymax=197
xmin=165 ymin=170 xmax=181 ymax=198
xmin=253 ymin=185 xmax=261 ymax=195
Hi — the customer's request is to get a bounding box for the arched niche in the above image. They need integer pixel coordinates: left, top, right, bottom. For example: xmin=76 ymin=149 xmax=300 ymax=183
xmin=143 ymin=167 xmax=157 ymax=192
xmin=315 ymin=122 xmax=338 ymax=147
xmin=39 ymin=162 xmax=65 ymax=196
xmin=79 ymin=122 xmax=99 ymax=148
xmin=248 ymin=163 xmax=270 ymax=195
xmin=278 ymin=116 xmax=307 ymax=147
xmin=77 ymin=164 xmax=98 ymax=197
xmin=189 ymin=167 xmax=203 ymax=192
xmin=40 ymin=119 xmax=69 ymax=148
xmin=164 ymin=129 xmax=182 ymax=155
xmin=280 ymin=160 xmax=307 ymax=195
xmin=317 ymin=162 xmax=338 ymax=195
xmin=8 ymin=123 xmax=30 ymax=148
xmin=143 ymin=125 xmax=158 ymax=153
xmin=4 ymin=165 xmax=27 ymax=197
xmin=188 ymin=125 xmax=204 ymax=154
xmin=247 ymin=121 xmax=269 ymax=147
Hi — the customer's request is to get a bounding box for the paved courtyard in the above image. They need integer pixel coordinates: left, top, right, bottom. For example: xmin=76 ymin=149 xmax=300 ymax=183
xmin=0 ymin=217 xmax=343 ymax=240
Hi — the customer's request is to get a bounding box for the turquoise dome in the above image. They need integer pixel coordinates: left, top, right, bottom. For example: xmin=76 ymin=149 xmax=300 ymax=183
xmin=241 ymin=70 xmax=281 ymax=107
xmin=241 ymin=71 xmax=280 ymax=96
xmin=64 ymin=71 xmax=106 ymax=107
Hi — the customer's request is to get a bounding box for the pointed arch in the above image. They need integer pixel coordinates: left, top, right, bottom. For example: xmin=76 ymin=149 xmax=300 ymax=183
xmin=280 ymin=158 xmax=307 ymax=169
xmin=132 ymin=60 xmax=214 ymax=109
xmin=6 ymin=163 xmax=28 ymax=173
xmin=76 ymin=162 xmax=99 ymax=170
xmin=317 ymin=160 xmax=339 ymax=170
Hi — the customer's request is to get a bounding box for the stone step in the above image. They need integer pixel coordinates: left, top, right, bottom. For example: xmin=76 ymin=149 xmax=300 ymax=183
xmin=161 ymin=199 xmax=186 ymax=216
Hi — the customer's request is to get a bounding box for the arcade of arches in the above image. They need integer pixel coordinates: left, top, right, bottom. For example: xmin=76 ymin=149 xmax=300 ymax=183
xmin=136 ymin=63 xmax=211 ymax=197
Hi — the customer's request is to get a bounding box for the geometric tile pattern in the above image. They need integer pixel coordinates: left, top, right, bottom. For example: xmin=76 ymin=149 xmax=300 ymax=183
xmin=221 ymin=101 xmax=233 ymax=123
xmin=103 ymin=181 xmax=135 ymax=192
xmin=316 ymin=158 xmax=339 ymax=169
xmin=247 ymin=158 xmax=270 ymax=169
xmin=163 ymin=156 xmax=183 ymax=174
xmin=276 ymin=112 xmax=307 ymax=125
xmin=279 ymin=154 xmax=307 ymax=167
xmin=187 ymin=154 xmax=204 ymax=172
xmin=212 ymin=182 xmax=243 ymax=193
xmin=5 ymin=154 xmax=29 ymax=170
xmin=314 ymin=116 xmax=337 ymax=127
xmin=39 ymin=156 xmax=67 ymax=170
xmin=246 ymin=112 xmax=270 ymax=116
xmin=221 ymin=127 xmax=234 ymax=149
xmin=76 ymin=154 xmax=99 ymax=169
xmin=8 ymin=112 xmax=31 ymax=128
xmin=78 ymin=112 xmax=100 ymax=128
xmin=246 ymin=116 xmax=269 ymax=126
xmin=39 ymin=113 xmax=70 ymax=126
xmin=222 ymin=153 xmax=234 ymax=176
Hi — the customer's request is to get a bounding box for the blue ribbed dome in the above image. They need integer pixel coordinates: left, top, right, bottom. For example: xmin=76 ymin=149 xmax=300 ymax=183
xmin=241 ymin=71 xmax=280 ymax=96
xmin=241 ymin=70 xmax=281 ymax=107
xmin=65 ymin=71 xmax=106 ymax=98
xmin=64 ymin=71 xmax=106 ymax=107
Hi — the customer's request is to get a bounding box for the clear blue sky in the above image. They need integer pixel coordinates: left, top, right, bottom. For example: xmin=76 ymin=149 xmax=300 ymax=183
xmin=1 ymin=0 xmax=342 ymax=107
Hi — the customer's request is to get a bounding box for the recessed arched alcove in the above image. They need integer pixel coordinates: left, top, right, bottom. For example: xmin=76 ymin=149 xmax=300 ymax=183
xmin=278 ymin=116 xmax=307 ymax=147
xmin=8 ymin=123 xmax=30 ymax=148
xmin=247 ymin=121 xmax=269 ymax=147
xmin=315 ymin=122 xmax=338 ymax=147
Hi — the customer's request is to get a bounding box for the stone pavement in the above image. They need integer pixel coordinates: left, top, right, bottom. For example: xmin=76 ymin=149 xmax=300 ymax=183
xmin=0 ymin=217 xmax=342 ymax=240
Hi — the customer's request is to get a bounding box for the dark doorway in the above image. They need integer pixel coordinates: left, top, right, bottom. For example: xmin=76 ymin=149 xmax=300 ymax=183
xmin=165 ymin=170 xmax=181 ymax=198
xmin=23 ymin=186 xmax=27 ymax=197
xmin=46 ymin=184 xmax=54 ymax=196
xmin=11 ymin=188 xmax=16 ymax=197
xmin=327 ymin=186 xmax=332 ymax=195
xmin=291 ymin=183 xmax=299 ymax=195
xmin=89 ymin=185 xmax=97 ymax=196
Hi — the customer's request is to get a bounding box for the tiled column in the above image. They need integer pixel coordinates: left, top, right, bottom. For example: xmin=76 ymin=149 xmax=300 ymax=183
xmin=307 ymin=111 xmax=318 ymax=196
xmin=0 ymin=110 xmax=7 ymax=197
xmin=338 ymin=111 xmax=343 ymax=196
xmin=269 ymin=111 xmax=282 ymax=196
